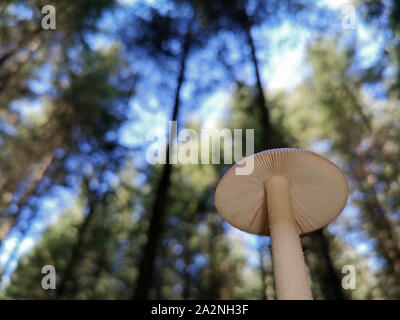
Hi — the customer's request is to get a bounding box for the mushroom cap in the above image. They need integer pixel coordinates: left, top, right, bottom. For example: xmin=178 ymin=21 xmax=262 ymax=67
xmin=215 ymin=148 xmax=349 ymax=235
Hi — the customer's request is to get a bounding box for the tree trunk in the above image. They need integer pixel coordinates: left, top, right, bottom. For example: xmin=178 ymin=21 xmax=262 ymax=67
xmin=357 ymin=156 xmax=400 ymax=280
xmin=203 ymin=213 xmax=222 ymax=299
xmin=242 ymin=16 xmax=343 ymax=299
xmin=57 ymin=180 xmax=96 ymax=299
xmin=243 ymin=23 xmax=274 ymax=149
xmin=0 ymin=152 xmax=55 ymax=243
xmin=133 ymin=32 xmax=191 ymax=300
xmin=310 ymin=229 xmax=346 ymax=299
xmin=351 ymin=107 xmax=400 ymax=282
xmin=258 ymin=238 xmax=269 ymax=300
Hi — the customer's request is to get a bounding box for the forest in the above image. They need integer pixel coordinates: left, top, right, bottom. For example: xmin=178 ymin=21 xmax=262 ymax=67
xmin=0 ymin=0 xmax=400 ymax=300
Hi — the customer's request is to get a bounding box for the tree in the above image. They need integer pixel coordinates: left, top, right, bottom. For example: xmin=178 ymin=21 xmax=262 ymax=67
xmin=284 ymin=37 xmax=400 ymax=298
xmin=0 ymin=0 xmax=130 ymax=244
xmin=122 ymin=0 xmax=223 ymax=298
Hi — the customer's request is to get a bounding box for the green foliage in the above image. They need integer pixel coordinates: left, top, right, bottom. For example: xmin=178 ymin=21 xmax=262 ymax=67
xmin=3 ymin=207 xmax=82 ymax=299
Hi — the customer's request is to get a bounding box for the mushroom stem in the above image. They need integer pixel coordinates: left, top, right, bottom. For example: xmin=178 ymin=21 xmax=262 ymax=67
xmin=265 ymin=176 xmax=313 ymax=300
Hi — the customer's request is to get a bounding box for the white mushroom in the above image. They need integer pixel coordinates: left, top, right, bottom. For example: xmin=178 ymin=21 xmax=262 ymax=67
xmin=215 ymin=148 xmax=349 ymax=300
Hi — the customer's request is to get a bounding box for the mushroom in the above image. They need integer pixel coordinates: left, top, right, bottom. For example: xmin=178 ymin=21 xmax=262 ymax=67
xmin=215 ymin=148 xmax=349 ymax=300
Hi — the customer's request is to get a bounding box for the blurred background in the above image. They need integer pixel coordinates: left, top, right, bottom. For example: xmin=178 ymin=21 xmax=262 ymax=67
xmin=0 ymin=0 xmax=399 ymax=300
